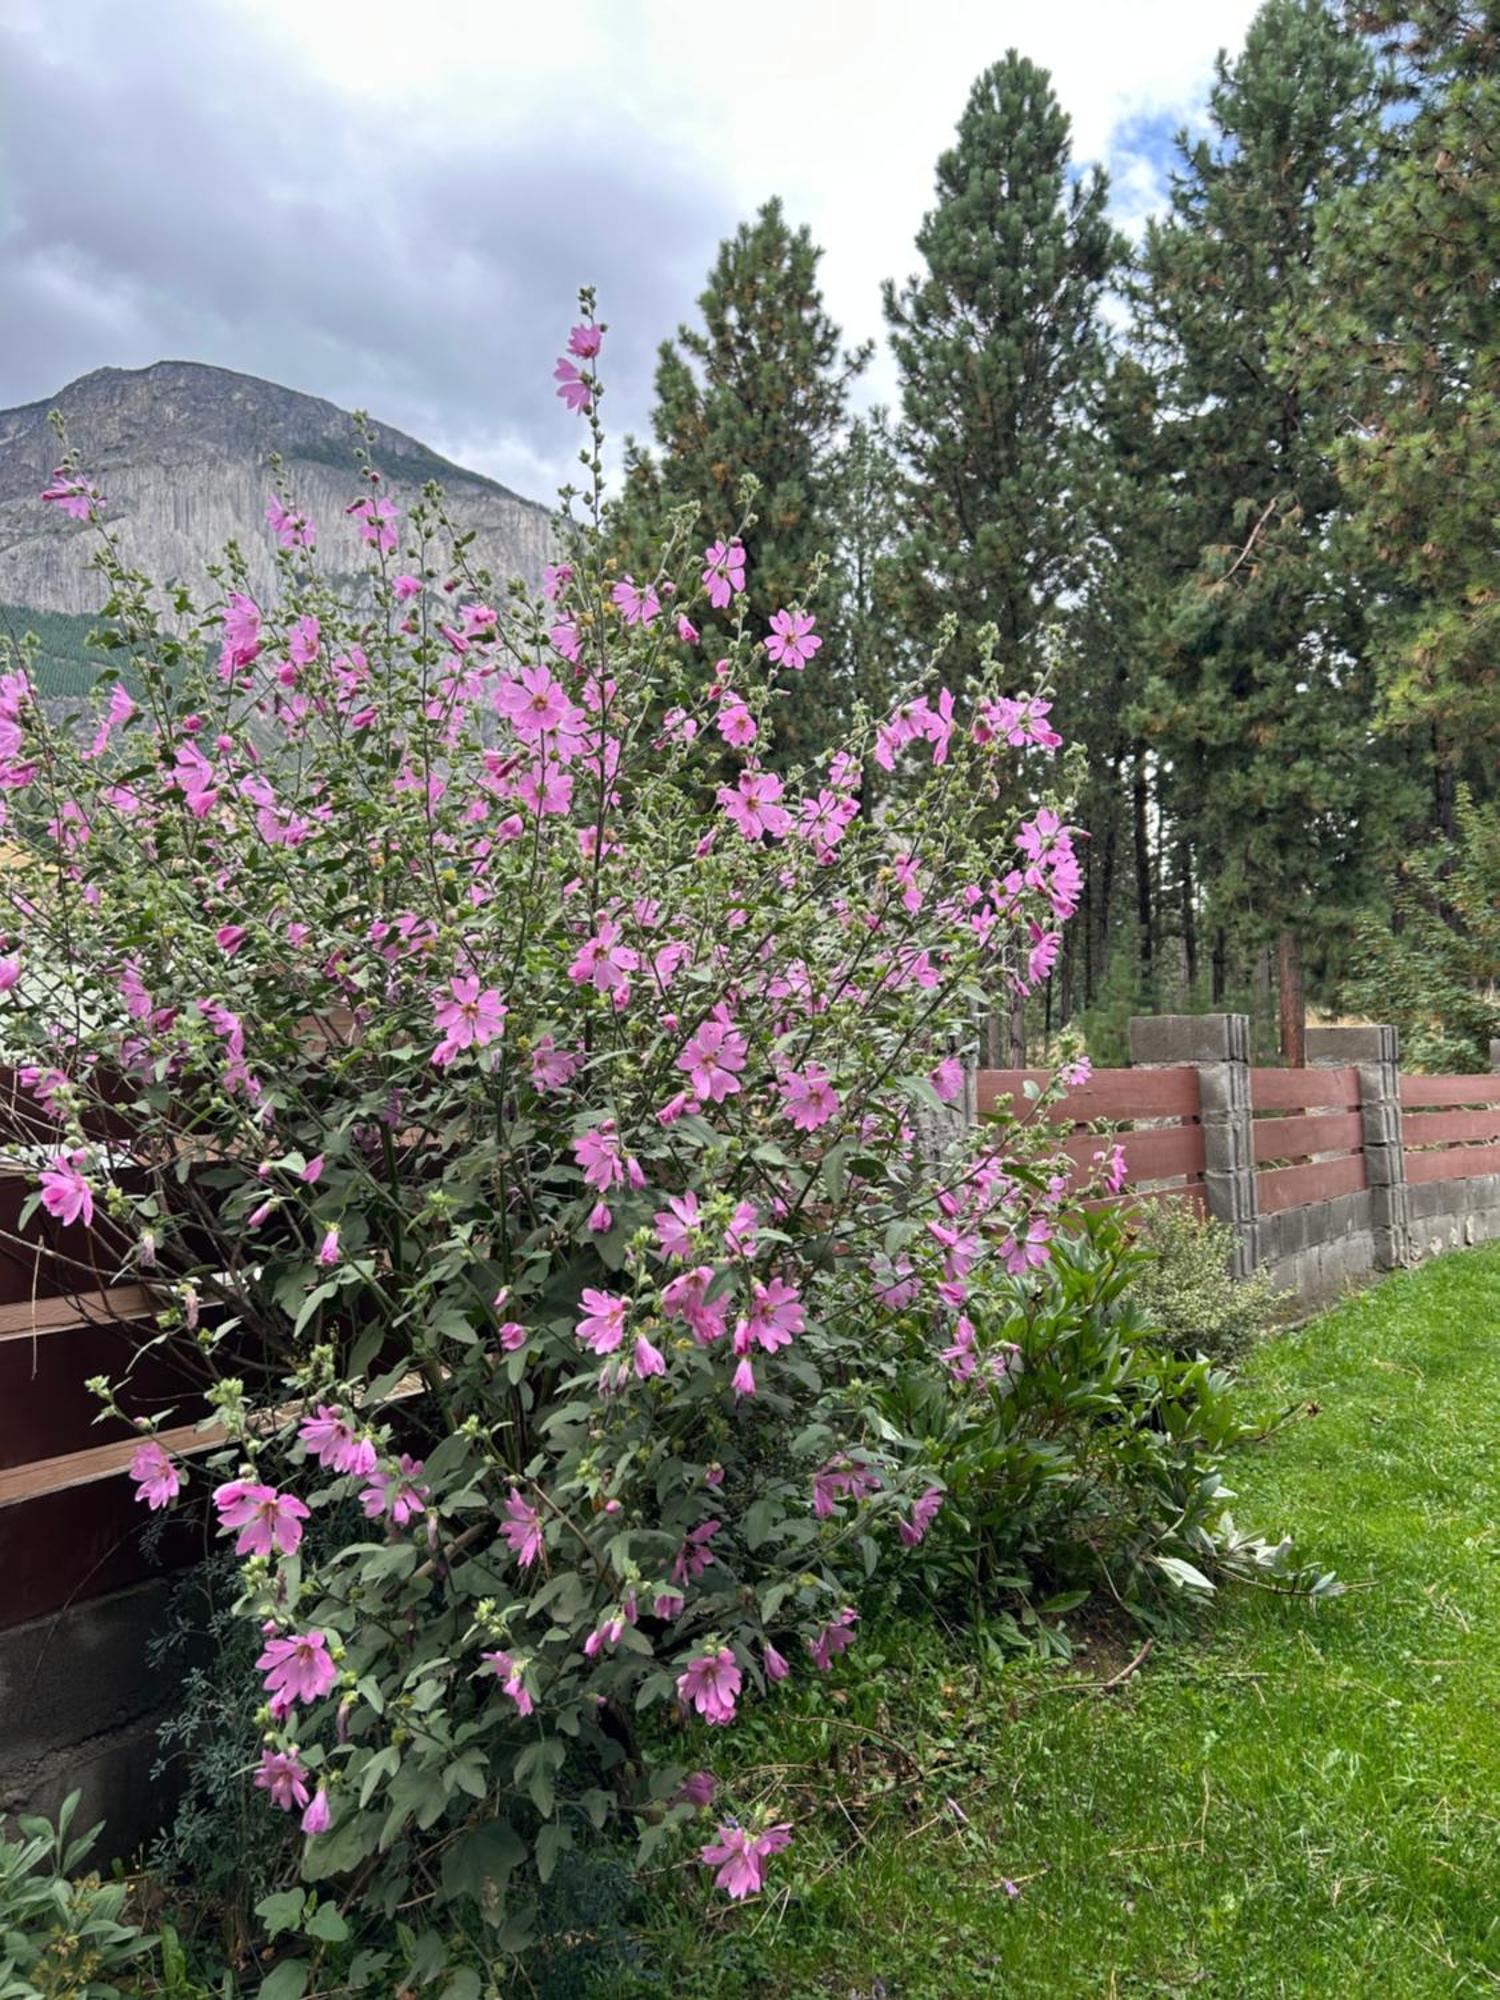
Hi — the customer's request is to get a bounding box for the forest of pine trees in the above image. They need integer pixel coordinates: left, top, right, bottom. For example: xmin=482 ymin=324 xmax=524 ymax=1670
xmin=608 ymin=0 xmax=1499 ymax=1069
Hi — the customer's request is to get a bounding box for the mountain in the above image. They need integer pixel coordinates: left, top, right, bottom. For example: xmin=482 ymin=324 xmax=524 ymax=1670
xmin=0 ymin=362 xmax=556 ymax=674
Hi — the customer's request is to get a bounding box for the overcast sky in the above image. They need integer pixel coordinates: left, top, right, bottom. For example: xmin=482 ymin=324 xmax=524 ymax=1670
xmin=2 ymin=0 xmax=1261 ymax=503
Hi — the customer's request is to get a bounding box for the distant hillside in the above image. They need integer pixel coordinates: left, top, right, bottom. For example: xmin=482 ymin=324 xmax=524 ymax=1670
xmin=0 ymin=361 xmax=556 ymax=635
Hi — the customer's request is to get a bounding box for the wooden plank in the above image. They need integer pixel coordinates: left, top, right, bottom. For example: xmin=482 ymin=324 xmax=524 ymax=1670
xmin=1404 ymin=1143 xmax=1500 ymax=1186
xmin=1080 ymin=1185 xmax=1209 ymax=1218
xmin=1060 ymin=1126 xmax=1206 ymax=1180
xmin=0 ymin=1324 xmax=213 ymax=1470
xmin=0 ymin=1284 xmax=155 ymax=1342
xmin=1256 ymin=1154 xmax=1367 ymax=1214
xmin=0 ymin=1480 xmax=209 ymax=1631
xmin=1250 ymin=1067 xmax=1361 ymax=1111
xmin=975 ymin=1068 xmax=1200 ymax=1121
xmin=1401 ymin=1108 xmax=1500 ymax=1149
xmin=1400 ymin=1075 xmax=1500 ymax=1109
xmin=0 ymin=1420 xmax=221 ymax=1509
xmin=1251 ymin=1111 xmax=1364 ymax=1165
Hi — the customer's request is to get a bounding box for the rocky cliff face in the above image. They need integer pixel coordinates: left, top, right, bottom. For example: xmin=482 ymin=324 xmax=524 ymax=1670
xmin=0 ymin=361 xmax=555 ymax=616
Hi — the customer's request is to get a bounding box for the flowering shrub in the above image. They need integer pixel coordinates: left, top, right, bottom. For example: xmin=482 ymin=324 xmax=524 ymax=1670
xmin=2 ymin=296 xmax=1104 ymax=1954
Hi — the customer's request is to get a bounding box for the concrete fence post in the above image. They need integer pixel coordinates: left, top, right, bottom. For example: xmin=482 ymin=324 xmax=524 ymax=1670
xmin=1305 ymin=1024 xmax=1409 ymax=1270
xmin=1128 ymin=1013 xmax=1259 ymax=1278
xmin=1491 ymin=1040 xmax=1500 ymax=1074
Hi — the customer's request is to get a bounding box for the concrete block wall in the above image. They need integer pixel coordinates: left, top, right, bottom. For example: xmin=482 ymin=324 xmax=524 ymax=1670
xmin=0 ymin=1579 xmax=179 ymax=1858
xmin=1125 ymin=1015 xmax=1500 ymax=1304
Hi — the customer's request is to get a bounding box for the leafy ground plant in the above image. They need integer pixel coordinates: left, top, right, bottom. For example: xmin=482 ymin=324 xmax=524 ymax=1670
xmin=0 ymin=1793 xmax=152 ymax=2000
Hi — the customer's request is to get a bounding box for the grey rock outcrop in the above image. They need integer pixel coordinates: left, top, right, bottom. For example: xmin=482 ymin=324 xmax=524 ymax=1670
xmin=0 ymin=360 xmax=555 ymax=617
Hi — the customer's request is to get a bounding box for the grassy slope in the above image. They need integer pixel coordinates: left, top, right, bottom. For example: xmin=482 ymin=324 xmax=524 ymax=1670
xmin=623 ymin=1244 xmax=1500 ymax=1998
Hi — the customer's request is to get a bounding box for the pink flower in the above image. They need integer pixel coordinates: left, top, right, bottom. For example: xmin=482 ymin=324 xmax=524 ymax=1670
xmin=254 ymin=1748 xmax=309 ymax=1813
xmin=676 ymin=613 xmax=699 ymax=644
xmin=1026 ymin=925 xmax=1061 ymax=988
xmin=393 ymin=574 xmax=422 ymax=601
xmin=573 ymin=1122 xmax=626 ymax=1192
xmin=700 ymin=1822 xmax=792 ymax=1899
xmin=40 ymin=1152 xmax=93 ymax=1229
xmin=675 ymin=1013 xmax=747 ymax=1104
xmin=41 ymin=469 xmax=100 ymax=521
xmin=129 ymin=1440 xmax=179 ymax=1511
xmin=735 ymin=1277 xmax=804 ymax=1355
xmin=298 ymin=1406 xmax=376 ymax=1477
xmin=500 ymin=1489 xmax=544 ymax=1567
xmin=588 ymin=1200 xmax=613 ymax=1234
xmin=498 ymin=1319 xmax=528 ymax=1353
xmin=300 ymin=1155 xmax=325 ymax=1185
xmin=676 ymin=1647 xmax=742 ymax=1726
xmin=634 ymin=1332 xmax=667 ymax=1379
xmin=672 ymin=1519 xmax=721 ymax=1586
xmin=530 ymin=1034 xmax=579 ymax=1091
xmin=266 ymin=496 xmax=316 ymax=550
xmin=215 ymin=924 xmax=246 ymax=956
xmin=762 ymin=1641 xmax=789 ymax=1682
xmin=654 ymin=1191 xmax=704 ymax=1261
xmin=716 ymin=701 xmax=757 ymax=748
xmin=348 ymin=494 xmax=399 ymax=552
xmin=999 ymin=1218 xmax=1053 ymax=1275
xmin=730 ymin=1356 xmax=756 ymax=1398
xmin=808 ymin=1607 xmax=858 ymax=1672
xmin=764 ymin=608 xmax=821 ymax=671
xmin=898 ymin=1487 xmax=945 ymax=1548
xmin=554 ymin=358 xmax=592 ymax=412
xmin=317 ymin=1226 xmax=341 ymax=1267
xmin=214 ymin=1480 xmax=310 ymax=1558
xmin=543 ymin=562 xmax=573 ymax=602
xmin=0 ymin=957 xmax=19 ymax=992
xmin=1094 ymin=1143 xmax=1128 ymax=1195
xmin=778 ymin=1065 xmax=839 ymax=1131
xmin=567 ymin=323 xmax=602 ymax=359
xmin=568 ymin=920 xmax=638 ymax=995
xmin=701 ymin=539 xmax=746 ymax=610
xmin=431 ymin=975 xmax=506 ymax=1065
xmin=675 ymin=1769 xmax=717 ymax=1809
xmin=1060 ymin=1055 xmax=1093 ymax=1089
xmin=611 ymin=576 xmax=660 ymax=626
xmin=717 ymin=768 xmax=791 ymax=841
xmin=576 ymin=1288 xmax=628 ymax=1355
xmin=301 ymin=1788 xmax=332 ymax=1835
xmin=257 ymin=1629 xmax=337 ymax=1707
xmin=930 ymin=1055 xmax=965 ymax=1104
xmin=360 ymin=1454 xmax=430 ymax=1525
xmin=482 ymin=1648 xmax=534 ymax=1716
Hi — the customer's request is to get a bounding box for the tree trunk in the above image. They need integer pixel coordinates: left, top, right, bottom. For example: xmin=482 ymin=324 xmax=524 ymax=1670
xmin=1211 ymin=926 xmax=1228 ymax=1006
xmin=1277 ymin=929 xmax=1305 ymax=1067
xmin=1007 ymin=989 xmax=1026 ymax=1067
xmin=1132 ymin=745 xmax=1152 ymax=990
xmin=1179 ymin=840 xmax=1198 ymax=994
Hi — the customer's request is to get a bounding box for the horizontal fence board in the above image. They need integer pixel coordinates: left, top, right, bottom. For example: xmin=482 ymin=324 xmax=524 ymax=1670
xmin=1402 ymin=1108 xmax=1500 ymax=1149
xmin=0 ymin=1283 xmax=154 ymax=1343
xmin=1080 ymin=1185 xmax=1210 ymax=1219
xmin=0 ymin=1420 xmax=221 ymax=1510
xmin=1251 ymin=1110 xmax=1364 ymax=1166
xmin=976 ymin=1068 xmax=1200 ymax=1122
xmin=1400 ymin=1075 xmax=1500 ymax=1109
xmin=1250 ymin=1067 xmax=1361 ymax=1111
xmin=1404 ymin=1143 xmax=1500 ymax=1186
xmin=0 ymin=1482 xmax=210 ymax=1631
xmin=1256 ymin=1153 xmax=1367 ymax=1214
xmin=0 ymin=1325 xmax=214 ymax=1471
xmin=1060 ymin=1126 xmax=1206 ymax=1181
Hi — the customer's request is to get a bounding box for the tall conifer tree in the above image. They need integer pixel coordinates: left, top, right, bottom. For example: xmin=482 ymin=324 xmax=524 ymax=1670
xmin=883 ymin=51 xmax=1122 ymax=684
xmin=1135 ymin=0 xmax=1401 ymax=1061
xmin=611 ymin=199 xmax=869 ymax=763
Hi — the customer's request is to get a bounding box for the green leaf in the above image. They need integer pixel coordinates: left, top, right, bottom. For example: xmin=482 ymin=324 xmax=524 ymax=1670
xmin=303 ymin=1902 xmax=349 ymax=1944
xmin=1153 ymin=1554 xmax=1216 ymax=1595
xmin=439 ymin=1818 xmax=525 ymax=1906
xmin=534 ymin=1821 xmax=572 ymax=1884
xmin=438 ymin=1974 xmax=483 ymax=2000
xmin=254 ymin=1890 xmax=307 ymax=1940
xmin=257 ymin=1962 xmax=310 ymax=2000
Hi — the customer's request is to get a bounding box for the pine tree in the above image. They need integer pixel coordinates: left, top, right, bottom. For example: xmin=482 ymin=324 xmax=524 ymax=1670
xmin=1290 ymin=2 xmax=1500 ymax=825
xmin=1134 ymin=0 xmax=1407 ymax=1062
xmin=883 ymin=51 xmax=1123 ymax=685
xmin=611 ymin=199 xmax=869 ymax=765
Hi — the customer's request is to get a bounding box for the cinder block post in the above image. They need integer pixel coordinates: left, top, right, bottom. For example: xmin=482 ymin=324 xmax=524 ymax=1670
xmin=1491 ymin=1040 xmax=1500 ymax=1073
xmin=1306 ymin=1023 xmax=1409 ymax=1270
xmin=1129 ymin=1013 xmax=1259 ymax=1278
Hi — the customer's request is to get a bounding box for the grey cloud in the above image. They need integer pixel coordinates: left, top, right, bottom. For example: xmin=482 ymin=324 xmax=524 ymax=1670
xmin=0 ymin=3 xmax=736 ymax=497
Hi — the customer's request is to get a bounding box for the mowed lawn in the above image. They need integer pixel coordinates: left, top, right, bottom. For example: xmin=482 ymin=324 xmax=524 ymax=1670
xmin=619 ymin=1243 xmax=1500 ymax=1998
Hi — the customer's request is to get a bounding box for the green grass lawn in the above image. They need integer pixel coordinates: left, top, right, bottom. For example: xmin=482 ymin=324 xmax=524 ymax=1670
xmin=620 ymin=1243 xmax=1500 ymax=1998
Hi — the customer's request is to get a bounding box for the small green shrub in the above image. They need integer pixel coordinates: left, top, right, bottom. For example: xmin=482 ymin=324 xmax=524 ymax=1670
xmin=1128 ymin=1197 xmax=1280 ymax=1362
xmin=0 ymin=1793 xmax=151 ymax=2000
xmin=873 ymin=1210 xmax=1330 ymax=1639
